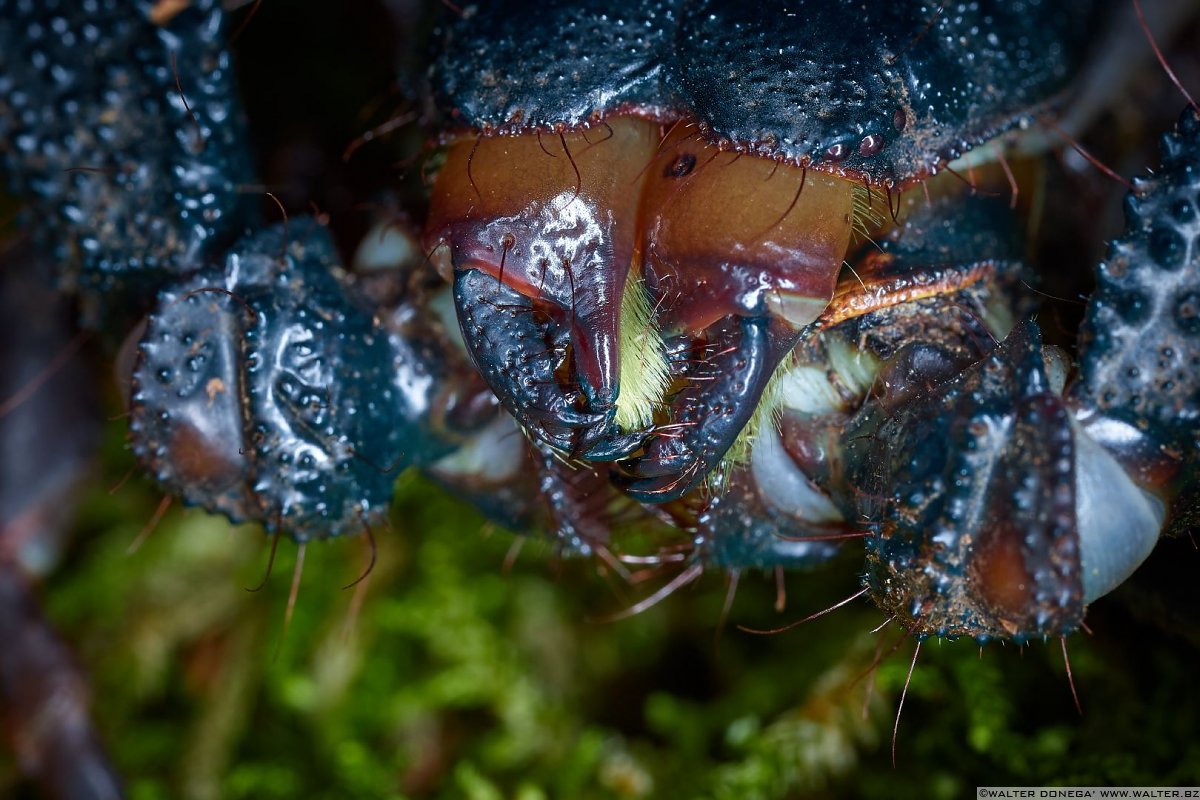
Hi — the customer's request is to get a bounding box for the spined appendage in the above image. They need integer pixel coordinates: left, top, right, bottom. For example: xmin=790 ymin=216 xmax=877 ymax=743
xmin=852 ymin=110 xmax=1200 ymax=642
xmin=129 ymin=219 xmax=462 ymax=541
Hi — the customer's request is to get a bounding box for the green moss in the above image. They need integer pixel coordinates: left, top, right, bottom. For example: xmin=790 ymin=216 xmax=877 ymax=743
xmin=17 ymin=433 xmax=1200 ymax=799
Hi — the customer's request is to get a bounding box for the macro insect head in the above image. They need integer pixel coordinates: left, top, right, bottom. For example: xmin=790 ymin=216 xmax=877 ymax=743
xmin=1 ymin=0 xmax=1199 ymax=796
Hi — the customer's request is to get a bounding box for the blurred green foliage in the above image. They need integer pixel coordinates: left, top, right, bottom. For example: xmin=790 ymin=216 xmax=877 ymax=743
xmin=2 ymin=421 xmax=1197 ymax=799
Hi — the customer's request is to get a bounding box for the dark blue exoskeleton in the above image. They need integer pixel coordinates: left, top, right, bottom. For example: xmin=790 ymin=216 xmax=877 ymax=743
xmin=425 ymin=0 xmax=1104 ymax=506
xmin=432 ymin=0 xmax=1098 ymax=183
xmin=0 ymin=12 xmax=1198 ymax=798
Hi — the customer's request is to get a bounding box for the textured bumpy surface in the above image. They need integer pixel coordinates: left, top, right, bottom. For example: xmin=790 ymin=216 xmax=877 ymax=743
xmin=452 ymin=268 xmax=583 ymax=451
xmin=619 ymin=317 xmax=789 ymax=502
xmin=0 ymin=0 xmax=256 ymax=326
xmin=131 ymin=220 xmax=453 ymax=541
xmin=432 ymin=0 xmax=675 ymax=132
xmin=431 ymin=0 xmax=1097 ymax=184
xmin=853 ymin=321 xmax=1083 ymax=640
xmin=1073 ymin=112 xmax=1200 ymax=436
xmin=1073 ymin=107 xmax=1200 ymax=531
xmin=3 ymin=0 xmax=1200 ymax=795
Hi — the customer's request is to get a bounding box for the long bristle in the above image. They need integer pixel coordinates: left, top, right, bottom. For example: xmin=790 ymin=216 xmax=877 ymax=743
xmin=850 ymin=183 xmax=887 ymax=242
xmin=615 ymin=274 xmax=671 ymax=432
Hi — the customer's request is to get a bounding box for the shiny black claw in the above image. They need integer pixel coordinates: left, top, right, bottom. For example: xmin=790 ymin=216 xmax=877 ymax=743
xmin=619 ymin=316 xmax=799 ymax=503
xmin=453 ymin=268 xmax=624 ymax=453
xmin=580 ymin=430 xmax=648 ymax=462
